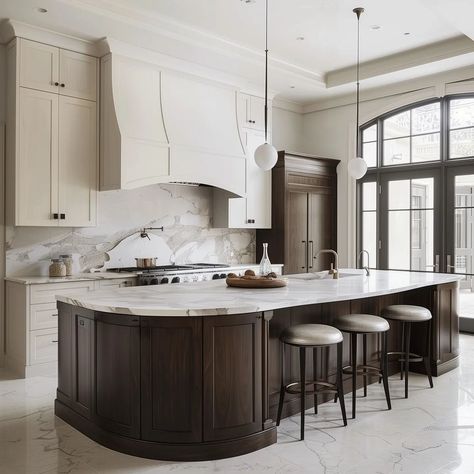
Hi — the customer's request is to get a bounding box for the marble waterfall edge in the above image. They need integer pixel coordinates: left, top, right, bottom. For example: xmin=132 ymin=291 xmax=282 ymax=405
xmin=5 ymin=184 xmax=255 ymax=276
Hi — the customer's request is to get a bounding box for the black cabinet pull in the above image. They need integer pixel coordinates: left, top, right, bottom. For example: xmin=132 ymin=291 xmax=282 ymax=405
xmin=54 ymin=82 xmax=59 ymax=86
xmin=60 ymin=83 xmax=65 ymax=87
xmin=53 ymin=213 xmax=59 ymax=220
xmin=60 ymin=213 xmax=66 ymax=220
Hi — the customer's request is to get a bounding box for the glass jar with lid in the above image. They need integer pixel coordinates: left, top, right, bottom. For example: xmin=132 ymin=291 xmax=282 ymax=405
xmin=60 ymin=254 xmax=73 ymax=276
xmin=49 ymin=258 xmax=66 ymax=277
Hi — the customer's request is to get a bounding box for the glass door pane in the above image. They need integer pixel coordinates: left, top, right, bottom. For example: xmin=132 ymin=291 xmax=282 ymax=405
xmin=446 ymin=168 xmax=474 ymax=322
xmin=380 ymin=170 xmax=440 ymax=272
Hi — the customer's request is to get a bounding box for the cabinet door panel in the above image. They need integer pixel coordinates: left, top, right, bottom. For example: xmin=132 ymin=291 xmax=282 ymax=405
xmin=58 ymin=96 xmax=97 ymax=227
xmin=19 ymin=39 xmax=59 ymax=93
xmin=308 ymin=192 xmax=334 ymax=271
xmin=94 ymin=314 xmax=140 ymax=438
xmin=203 ymin=313 xmax=262 ymax=441
xmin=59 ymin=50 xmax=97 ymax=101
xmin=18 ymin=88 xmax=58 ymax=226
xmin=250 ymin=96 xmax=265 ymax=131
xmin=246 ymin=131 xmax=272 ymax=228
xmin=287 ymin=192 xmax=308 ymax=274
xmin=141 ymin=318 xmax=202 ymax=443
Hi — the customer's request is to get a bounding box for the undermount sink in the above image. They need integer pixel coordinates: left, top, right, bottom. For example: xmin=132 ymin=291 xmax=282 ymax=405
xmin=288 ymin=271 xmax=363 ymax=281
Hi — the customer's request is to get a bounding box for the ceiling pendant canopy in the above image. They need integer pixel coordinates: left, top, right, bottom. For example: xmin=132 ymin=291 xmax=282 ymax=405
xmin=347 ymin=6 xmax=368 ymax=180
xmin=254 ymin=0 xmax=278 ymax=171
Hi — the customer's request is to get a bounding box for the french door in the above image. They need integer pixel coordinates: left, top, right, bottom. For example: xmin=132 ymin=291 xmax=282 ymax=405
xmin=379 ymin=169 xmax=442 ymax=273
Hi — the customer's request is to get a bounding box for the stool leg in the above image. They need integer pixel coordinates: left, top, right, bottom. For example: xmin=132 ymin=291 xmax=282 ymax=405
xmin=400 ymin=322 xmax=405 ymax=380
xmin=381 ymin=331 xmax=391 ymax=410
xmin=363 ymin=334 xmax=367 ymax=397
xmin=351 ymin=332 xmax=357 ymax=419
xmin=424 ymin=319 xmax=434 ymax=389
xmin=276 ymin=343 xmax=285 ymax=426
xmin=337 ymin=341 xmax=347 ymax=426
xmin=404 ymin=323 xmax=411 ymax=399
xmin=300 ymin=346 xmax=306 ymax=440
xmin=313 ymin=347 xmax=318 ymax=414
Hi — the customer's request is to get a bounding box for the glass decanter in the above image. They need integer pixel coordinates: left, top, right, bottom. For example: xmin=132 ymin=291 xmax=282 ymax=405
xmin=259 ymin=243 xmax=272 ymax=276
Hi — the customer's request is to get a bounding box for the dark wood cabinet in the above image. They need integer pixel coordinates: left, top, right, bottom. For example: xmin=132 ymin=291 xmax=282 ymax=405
xmin=203 ymin=313 xmax=262 ymax=441
xmin=94 ymin=313 xmax=140 ymax=438
xmin=141 ymin=317 xmax=203 ymax=443
xmin=257 ymin=151 xmax=339 ymax=274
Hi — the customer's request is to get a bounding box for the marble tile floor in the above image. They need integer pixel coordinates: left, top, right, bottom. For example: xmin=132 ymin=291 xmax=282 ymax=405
xmin=1 ymin=335 xmax=474 ymax=474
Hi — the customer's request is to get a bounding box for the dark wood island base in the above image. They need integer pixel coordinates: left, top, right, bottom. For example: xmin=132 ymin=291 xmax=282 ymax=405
xmin=55 ymin=282 xmax=458 ymax=461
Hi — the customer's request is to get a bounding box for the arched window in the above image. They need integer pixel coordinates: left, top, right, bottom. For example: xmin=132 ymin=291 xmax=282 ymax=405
xmin=358 ymin=95 xmax=474 ymax=276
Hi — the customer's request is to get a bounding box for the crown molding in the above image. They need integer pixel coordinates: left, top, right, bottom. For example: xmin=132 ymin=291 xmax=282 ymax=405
xmin=0 ymin=19 xmax=99 ymax=55
xmin=272 ymin=98 xmax=304 ymax=114
xmin=326 ymin=35 xmax=474 ymax=88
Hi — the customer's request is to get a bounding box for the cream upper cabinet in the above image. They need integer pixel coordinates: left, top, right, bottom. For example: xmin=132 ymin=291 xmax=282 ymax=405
xmin=17 ymin=88 xmax=59 ymax=226
xmin=6 ymin=38 xmax=98 ymax=227
xmin=58 ymin=96 xmax=97 ymax=226
xmin=18 ymin=38 xmax=97 ymax=100
xmin=238 ymin=93 xmax=268 ymax=132
xmin=59 ymin=49 xmax=97 ymax=101
xmin=19 ymin=39 xmax=59 ymax=93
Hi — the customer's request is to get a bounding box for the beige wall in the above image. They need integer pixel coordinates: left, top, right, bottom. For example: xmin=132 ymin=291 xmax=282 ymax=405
xmin=0 ymin=44 xmax=6 ymax=366
xmin=302 ymin=66 xmax=474 ymax=267
xmin=272 ymin=105 xmax=305 ymax=153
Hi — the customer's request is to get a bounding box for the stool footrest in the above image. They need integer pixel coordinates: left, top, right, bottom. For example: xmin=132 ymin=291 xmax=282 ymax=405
xmin=342 ymin=364 xmax=381 ymax=377
xmin=285 ymin=380 xmax=338 ymax=396
xmin=387 ymin=351 xmax=424 ymax=363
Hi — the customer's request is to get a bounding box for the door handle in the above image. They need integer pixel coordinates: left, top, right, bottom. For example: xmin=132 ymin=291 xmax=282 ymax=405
xmin=446 ymin=255 xmax=455 ymax=273
xmin=426 ymin=255 xmax=440 ymax=272
xmin=308 ymin=241 xmax=314 ymax=269
xmin=302 ymin=241 xmax=307 ymax=269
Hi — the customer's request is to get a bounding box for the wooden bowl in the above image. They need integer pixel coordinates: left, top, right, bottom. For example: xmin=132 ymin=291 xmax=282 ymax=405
xmin=226 ymin=275 xmax=287 ymax=289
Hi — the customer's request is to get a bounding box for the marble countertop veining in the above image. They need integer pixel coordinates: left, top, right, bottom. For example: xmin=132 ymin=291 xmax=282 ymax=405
xmin=56 ymin=269 xmax=462 ymax=317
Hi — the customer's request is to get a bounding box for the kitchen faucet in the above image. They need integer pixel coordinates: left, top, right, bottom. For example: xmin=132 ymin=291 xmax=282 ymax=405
xmin=358 ymin=249 xmax=370 ymax=276
xmin=314 ymin=249 xmax=339 ymax=279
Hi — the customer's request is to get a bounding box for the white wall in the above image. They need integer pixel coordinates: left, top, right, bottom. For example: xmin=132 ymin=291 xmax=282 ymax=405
xmin=272 ymin=104 xmax=305 ymax=153
xmin=302 ymin=65 xmax=474 ymax=267
xmin=0 ymin=44 xmax=6 ymax=366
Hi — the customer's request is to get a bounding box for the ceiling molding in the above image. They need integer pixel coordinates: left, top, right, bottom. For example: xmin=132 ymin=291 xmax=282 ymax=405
xmin=326 ymin=35 xmax=474 ymax=88
xmin=0 ymin=18 xmax=98 ymax=55
xmin=59 ymin=0 xmax=325 ymax=87
xmin=304 ymin=64 xmax=474 ymax=114
xmin=272 ymin=98 xmax=304 ymax=114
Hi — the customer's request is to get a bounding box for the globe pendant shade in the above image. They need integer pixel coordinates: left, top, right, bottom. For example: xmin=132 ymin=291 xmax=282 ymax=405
xmin=347 ymin=156 xmax=367 ymax=179
xmin=254 ymin=142 xmax=278 ymax=170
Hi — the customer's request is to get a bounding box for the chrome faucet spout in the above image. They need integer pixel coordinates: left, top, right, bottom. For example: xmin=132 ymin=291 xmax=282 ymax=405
xmin=358 ymin=249 xmax=370 ymax=276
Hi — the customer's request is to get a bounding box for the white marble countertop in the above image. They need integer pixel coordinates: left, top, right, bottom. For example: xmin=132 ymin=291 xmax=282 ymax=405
xmin=4 ymin=272 xmax=138 ymax=285
xmin=56 ymin=269 xmax=462 ymax=317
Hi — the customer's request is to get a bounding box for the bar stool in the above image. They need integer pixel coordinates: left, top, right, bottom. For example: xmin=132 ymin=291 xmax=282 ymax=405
xmin=333 ymin=314 xmax=391 ymax=418
xmin=382 ymin=304 xmax=433 ymax=398
xmin=276 ymin=324 xmax=347 ymax=440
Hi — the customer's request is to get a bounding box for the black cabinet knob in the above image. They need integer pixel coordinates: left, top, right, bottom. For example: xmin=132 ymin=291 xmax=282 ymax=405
xmin=53 ymin=213 xmax=59 ymax=219
xmin=219 ymin=273 xmax=227 ymax=279
xmin=171 ymin=277 xmax=180 ymax=283
xmin=60 ymin=83 xmax=65 ymax=87
xmin=60 ymin=213 xmax=66 ymax=220
xmin=212 ymin=274 xmax=220 ymax=280
xmin=150 ymin=278 xmax=159 ymax=285
xmin=160 ymin=277 xmax=169 ymax=284
xmin=54 ymin=82 xmax=59 ymax=86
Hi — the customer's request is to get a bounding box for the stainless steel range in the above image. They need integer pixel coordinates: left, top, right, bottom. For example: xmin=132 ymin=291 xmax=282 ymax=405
xmin=107 ymin=263 xmax=236 ymax=285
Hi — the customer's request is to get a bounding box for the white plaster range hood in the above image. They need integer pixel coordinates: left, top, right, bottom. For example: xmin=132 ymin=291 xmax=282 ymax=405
xmin=100 ymin=40 xmax=247 ymax=197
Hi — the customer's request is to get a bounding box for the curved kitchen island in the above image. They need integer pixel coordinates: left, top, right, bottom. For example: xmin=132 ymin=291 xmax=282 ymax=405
xmin=55 ymin=269 xmax=461 ymax=461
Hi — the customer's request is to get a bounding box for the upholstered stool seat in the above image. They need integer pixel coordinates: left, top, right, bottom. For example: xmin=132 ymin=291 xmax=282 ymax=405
xmin=382 ymin=305 xmax=431 ymax=322
xmin=381 ymin=304 xmax=433 ymax=398
xmin=333 ymin=314 xmax=391 ymax=418
xmin=335 ymin=314 xmax=389 ymax=334
xmin=280 ymin=323 xmax=343 ymax=346
xmin=276 ymin=323 xmax=347 ymax=440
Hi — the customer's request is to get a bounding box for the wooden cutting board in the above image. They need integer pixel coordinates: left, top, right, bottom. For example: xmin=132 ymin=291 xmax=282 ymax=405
xmin=226 ymin=276 xmax=287 ymax=289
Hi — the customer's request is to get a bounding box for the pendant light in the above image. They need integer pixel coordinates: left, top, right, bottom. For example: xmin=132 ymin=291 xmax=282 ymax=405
xmin=254 ymin=0 xmax=278 ymax=170
xmin=347 ymin=7 xmax=368 ymax=180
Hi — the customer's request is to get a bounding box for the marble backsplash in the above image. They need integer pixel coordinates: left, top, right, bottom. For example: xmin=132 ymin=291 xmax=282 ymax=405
xmin=5 ymin=184 xmax=256 ymax=276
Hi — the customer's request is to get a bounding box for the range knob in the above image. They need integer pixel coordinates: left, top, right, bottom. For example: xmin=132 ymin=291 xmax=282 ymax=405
xmin=219 ymin=273 xmax=227 ymax=279
xmin=212 ymin=273 xmax=220 ymax=280
xmin=150 ymin=278 xmax=159 ymax=285
xmin=160 ymin=277 xmax=169 ymax=284
xmin=171 ymin=276 xmax=180 ymax=284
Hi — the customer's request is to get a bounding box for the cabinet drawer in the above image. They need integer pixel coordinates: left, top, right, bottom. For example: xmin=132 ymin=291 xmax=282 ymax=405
xmin=30 ymin=303 xmax=59 ymax=330
xmin=97 ymin=278 xmax=136 ymax=289
xmin=29 ymin=329 xmax=58 ymax=365
xmin=30 ymin=281 xmax=95 ymax=304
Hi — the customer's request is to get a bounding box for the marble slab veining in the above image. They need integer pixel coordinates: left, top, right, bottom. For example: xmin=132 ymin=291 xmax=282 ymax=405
xmin=56 ymin=269 xmax=462 ymax=317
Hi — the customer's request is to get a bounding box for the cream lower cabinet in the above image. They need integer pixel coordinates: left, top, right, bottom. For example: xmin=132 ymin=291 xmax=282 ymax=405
xmin=5 ymin=277 xmax=135 ymax=377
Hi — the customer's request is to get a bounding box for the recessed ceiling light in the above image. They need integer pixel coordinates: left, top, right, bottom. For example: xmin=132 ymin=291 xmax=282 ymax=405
xmin=37 ymin=7 xmax=48 ymax=13
xmin=290 ymin=86 xmax=296 ymax=89
xmin=370 ymin=25 xmax=381 ymax=30
xmin=296 ymin=36 xmax=305 ymax=41
xmin=404 ymin=32 xmax=411 ymax=36
xmin=240 ymin=0 xmax=255 ymax=4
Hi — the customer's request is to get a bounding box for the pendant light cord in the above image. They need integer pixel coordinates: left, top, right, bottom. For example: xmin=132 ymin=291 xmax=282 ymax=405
xmin=264 ymin=0 xmax=269 ymax=143
xmin=354 ymin=8 xmax=363 ymax=157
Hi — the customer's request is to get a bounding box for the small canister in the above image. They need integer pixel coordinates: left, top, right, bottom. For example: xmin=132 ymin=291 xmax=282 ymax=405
xmin=60 ymin=254 xmax=73 ymax=276
xmin=49 ymin=258 xmax=66 ymax=277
